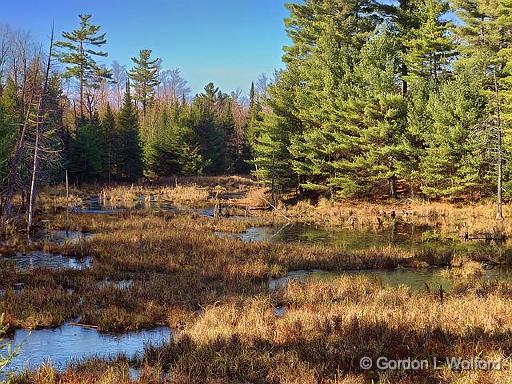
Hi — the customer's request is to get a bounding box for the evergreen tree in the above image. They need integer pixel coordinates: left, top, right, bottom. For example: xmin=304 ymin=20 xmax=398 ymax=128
xmin=68 ymin=118 xmax=104 ymax=182
xmin=55 ymin=14 xmax=112 ymax=118
xmin=129 ymin=49 xmax=160 ymax=118
xmin=117 ymin=81 xmax=143 ymax=181
xmin=192 ymin=83 xmax=234 ymax=174
xmin=101 ymin=103 xmax=117 ymax=183
xmin=254 ymin=70 xmax=301 ymax=197
xmin=284 ymin=1 xmax=379 ymax=198
xmin=403 ymin=0 xmax=454 ymax=85
xmin=453 ymin=0 xmax=512 ymax=215
xmin=144 ymin=102 xmax=204 ymax=177
xmin=353 ymin=31 xmax=407 ymax=197
xmin=246 ymin=81 xmax=263 ymax=158
xmin=0 ymin=77 xmax=19 ymax=184
xmin=420 ymin=70 xmax=489 ymax=197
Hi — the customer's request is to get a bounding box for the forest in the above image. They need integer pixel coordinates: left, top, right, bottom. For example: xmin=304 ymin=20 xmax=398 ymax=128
xmin=1 ymin=0 xmax=512 ymax=228
xmin=3 ymin=1 xmax=512 ymax=383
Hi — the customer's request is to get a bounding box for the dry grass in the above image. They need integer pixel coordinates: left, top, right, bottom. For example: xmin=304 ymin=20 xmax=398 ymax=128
xmin=18 ymin=276 xmax=512 ymax=383
xmin=282 ymin=198 xmax=512 ymax=240
xmin=99 ymin=185 xmax=210 ymax=205
xmin=6 ymin=179 xmax=512 ymax=383
xmin=3 ymin=210 xmax=511 ymax=333
xmin=134 ymin=277 xmax=512 ymax=383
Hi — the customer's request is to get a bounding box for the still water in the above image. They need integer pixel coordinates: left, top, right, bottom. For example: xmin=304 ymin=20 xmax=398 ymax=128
xmin=3 ymin=324 xmax=171 ymax=375
xmin=217 ymin=221 xmax=431 ymax=249
xmin=73 ymin=195 xmax=214 ymax=216
xmin=2 ymin=251 xmax=92 ymax=271
xmin=268 ymin=267 xmax=512 ymax=291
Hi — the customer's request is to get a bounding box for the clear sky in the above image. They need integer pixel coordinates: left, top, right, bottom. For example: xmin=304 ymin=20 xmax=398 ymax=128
xmin=1 ymin=0 xmax=293 ymax=95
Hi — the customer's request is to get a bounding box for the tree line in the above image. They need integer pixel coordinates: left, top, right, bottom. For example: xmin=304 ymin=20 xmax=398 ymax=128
xmin=1 ymin=0 xmax=511 ymax=232
xmin=0 ymin=14 xmax=258 ymax=232
xmin=250 ymin=0 xmax=512 ymax=216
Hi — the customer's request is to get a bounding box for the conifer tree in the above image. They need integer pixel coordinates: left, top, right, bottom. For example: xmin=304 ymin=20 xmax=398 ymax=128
xmin=129 ymin=49 xmax=160 ymax=118
xmin=101 ymin=103 xmax=117 ymax=183
xmin=55 ymin=14 xmax=112 ymax=118
xmin=403 ymin=0 xmax=454 ymax=85
xmin=192 ymin=83 xmax=234 ymax=174
xmin=420 ymin=71 xmax=489 ymax=197
xmin=453 ymin=0 xmax=512 ymax=217
xmin=246 ymin=81 xmax=263 ymax=156
xmin=69 ymin=119 xmax=104 ymax=182
xmin=0 ymin=77 xmax=19 ymax=183
xmin=117 ymin=81 xmax=143 ymax=181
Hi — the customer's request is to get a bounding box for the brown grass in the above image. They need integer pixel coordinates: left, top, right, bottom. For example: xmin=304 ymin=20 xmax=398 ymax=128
xmin=6 ymin=179 xmax=512 ymax=383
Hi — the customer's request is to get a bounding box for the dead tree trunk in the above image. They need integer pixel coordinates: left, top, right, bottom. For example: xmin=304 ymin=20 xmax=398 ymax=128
xmin=1 ymin=68 xmax=40 ymax=227
xmin=27 ymin=29 xmax=54 ymax=236
xmin=494 ymin=69 xmax=504 ymax=221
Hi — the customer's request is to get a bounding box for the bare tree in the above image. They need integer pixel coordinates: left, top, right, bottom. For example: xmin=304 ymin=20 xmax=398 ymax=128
xmin=158 ymin=68 xmax=190 ymax=103
xmin=110 ymin=60 xmax=127 ymax=110
xmin=27 ymin=28 xmax=55 ymax=235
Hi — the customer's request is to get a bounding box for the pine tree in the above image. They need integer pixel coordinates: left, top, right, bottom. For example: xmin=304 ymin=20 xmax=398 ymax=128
xmin=285 ymin=3 xmax=379 ymax=198
xmin=129 ymin=49 xmax=160 ymax=118
xmin=55 ymin=14 xmax=112 ymax=118
xmin=353 ymin=31 xmax=407 ymax=198
xmin=191 ymin=83 xmax=234 ymax=174
xmin=453 ymin=0 xmax=512 ymax=216
xmin=101 ymin=103 xmax=117 ymax=183
xmin=420 ymin=70 xmax=489 ymax=197
xmin=246 ymin=81 xmax=263 ymax=156
xmin=403 ymin=0 xmax=454 ymax=85
xmin=69 ymin=119 xmax=104 ymax=182
xmin=0 ymin=78 xmax=20 ymax=185
xmin=117 ymin=81 xmax=143 ymax=181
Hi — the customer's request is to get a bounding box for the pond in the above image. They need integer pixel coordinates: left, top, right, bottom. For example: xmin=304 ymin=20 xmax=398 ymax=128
xmin=72 ymin=194 xmax=215 ymax=217
xmin=217 ymin=221 xmax=433 ymax=249
xmin=2 ymin=251 xmax=92 ymax=271
xmin=3 ymin=324 xmax=172 ymax=376
xmin=268 ymin=267 xmax=512 ymax=292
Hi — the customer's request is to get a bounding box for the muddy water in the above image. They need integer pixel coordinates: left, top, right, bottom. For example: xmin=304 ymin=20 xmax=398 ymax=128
xmin=3 ymin=324 xmax=171 ymax=375
xmin=269 ymin=267 xmax=512 ymax=291
xmin=2 ymin=251 xmax=92 ymax=271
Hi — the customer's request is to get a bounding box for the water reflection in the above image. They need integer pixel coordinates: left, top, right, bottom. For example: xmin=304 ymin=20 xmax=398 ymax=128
xmin=2 ymin=251 xmax=92 ymax=271
xmin=269 ymin=267 xmax=512 ymax=292
xmin=219 ymin=222 xmax=429 ymax=249
xmin=72 ymin=194 xmax=214 ymax=217
xmin=4 ymin=324 xmax=171 ymax=375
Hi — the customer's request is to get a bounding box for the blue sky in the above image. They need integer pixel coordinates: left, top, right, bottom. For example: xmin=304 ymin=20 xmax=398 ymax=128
xmin=2 ymin=0 xmax=293 ymax=95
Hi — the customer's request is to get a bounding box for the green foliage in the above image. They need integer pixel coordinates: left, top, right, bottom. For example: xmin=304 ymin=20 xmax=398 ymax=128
xmin=420 ymin=70 xmax=489 ymax=197
xmin=404 ymin=0 xmax=454 ymax=84
xmin=116 ymin=82 xmax=143 ymax=181
xmin=191 ymin=83 xmax=237 ymax=174
xmin=55 ymin=14 xmax=112 ymax=116
xmin=0 ymin=78 xmax=19 ymax=185
xmin=0 ymin=313 xmax=18 ymax=377
xmin=143 ymin=103 xmax=204 ymax=177
xmin=68 ymin=117 xmax=104 ymax=182
xmin=247 ymin=0 xmax=512 ymax=201
xmin=100 ymin=103 xmax=118 ymax=182
xmin=129 ymin=49 xmax=160 ymax=116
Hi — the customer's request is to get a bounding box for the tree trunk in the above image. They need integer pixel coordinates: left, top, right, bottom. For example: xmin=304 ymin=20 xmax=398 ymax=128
xmin=389 ymin=175 xmax=398 ymax=199
xmin=1 ymin=77 xmax=38 ymax=226
xmin=494 ymin=69 xmax=504 ymax=221
xmin=27 ymin=28 xmax=54 ymax=236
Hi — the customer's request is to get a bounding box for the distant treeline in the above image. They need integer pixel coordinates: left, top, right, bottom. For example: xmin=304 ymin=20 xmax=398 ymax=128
xmin=1 ymin=0 xmax=512 ymax=210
